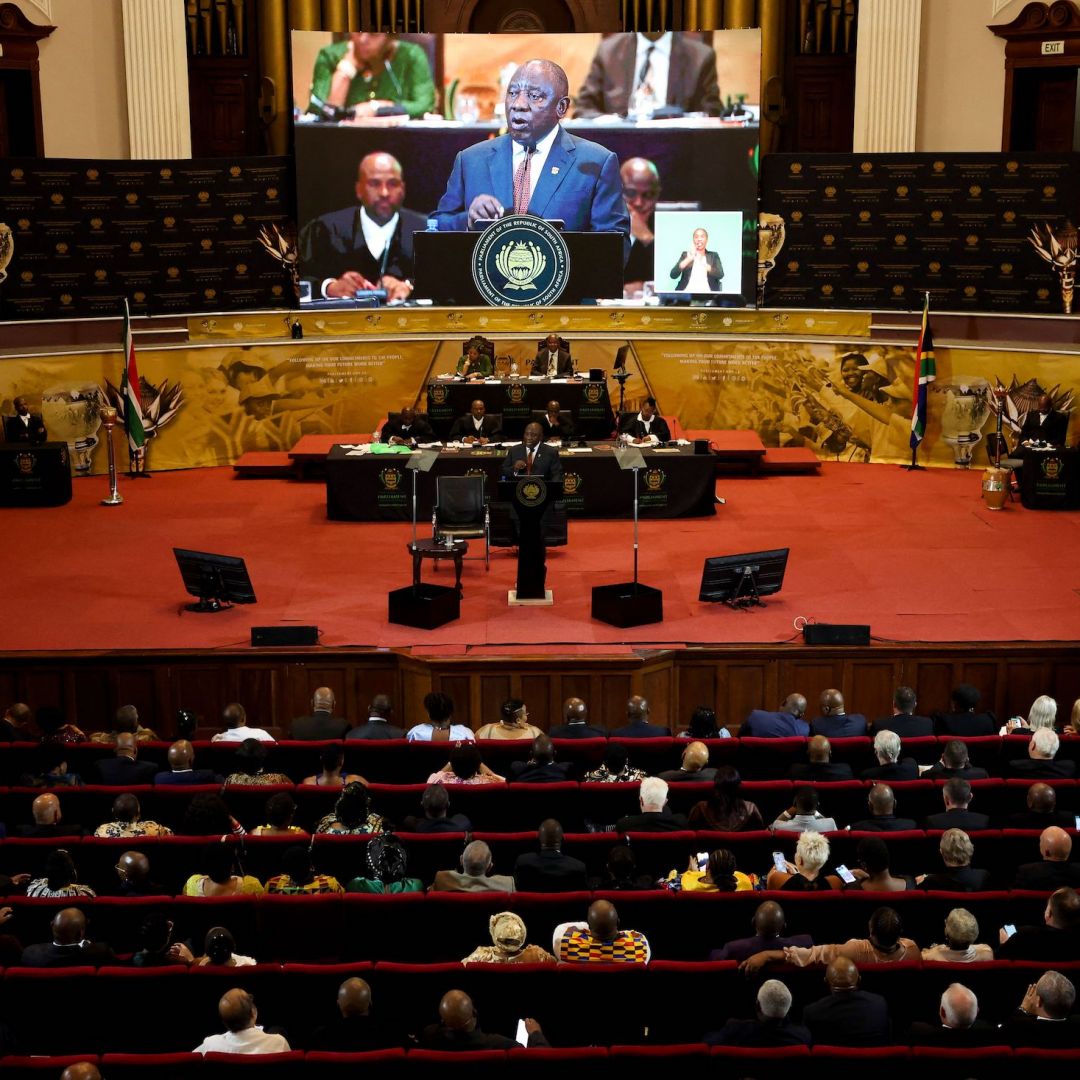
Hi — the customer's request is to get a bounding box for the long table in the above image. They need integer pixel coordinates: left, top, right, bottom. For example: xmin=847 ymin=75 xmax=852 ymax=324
xmin=325 ymin=442 xmax=716 ymax=521
xmin=425 ymin=377 xmax=616 ymax=440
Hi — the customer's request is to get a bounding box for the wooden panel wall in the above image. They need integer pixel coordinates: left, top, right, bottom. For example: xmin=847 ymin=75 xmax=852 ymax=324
xmin=1 ymin=645 xmax=1078 ymax=737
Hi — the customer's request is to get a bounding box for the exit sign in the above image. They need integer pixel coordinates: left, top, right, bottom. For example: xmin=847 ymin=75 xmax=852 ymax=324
xmin=1042 ymin=40 xmax=1065 ymax=55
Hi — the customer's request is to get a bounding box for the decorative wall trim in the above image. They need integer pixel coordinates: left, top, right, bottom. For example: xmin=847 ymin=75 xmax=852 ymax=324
xmin=852 ymin=0 xmax=922 ymax=152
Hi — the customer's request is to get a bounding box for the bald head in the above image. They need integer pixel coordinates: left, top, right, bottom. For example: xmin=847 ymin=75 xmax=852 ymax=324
xmin=867 ymin=783 xmax=896 ymax=816
xmin=531 ymin=734 xmax=554 ymax=764
xmin=620 ymin=157 xmax=661 ymax=217
xmin=3 ymin=702 xmax=31 ymax=731
xmin=587 ymin=899 xmax=619 ymax=941
xmin=753 ymin=901 xmax=786 ymax=939
xmin=52 ymin=907 xmax=87 ymax=945
xmin=538 ymin=818 xmax=563 ymax=850
xmin=1042 ymin=826 xmax=1072 ymax=862
xmin=940 ymin=983 xmax=978 ymax=1029
xmin=116 ymin=850 xmax=150 ymax=884
xmin=369 ymin=694 xmax=392 ymax=719
xmin=219 ymin=988 xmax=257 ymax=1033
xmin=563 ymin=697 xmax=588 ymax=724
xmin=168 ymin=739 xmax=194 ymax=770
xmin=627 ymin=695 xmax=649 ymax=722
xmin=112 ymin=793 xmax=141 ymax=823
xmin=337 ymin=976 xmax=371 ymax=1018
xmin=356 ymin=152 xmax=405 ymax=225
xmin=682 ymin=741 xmax=710 ymax=772
xmin=32 ymin=792 xmax=59 ymax=825
xmin=312 ymin=687 xmax=335 ymax=714
xmin=825 ymin=956 xmax=860 ymax=992
xmin=462 ymin=840 xmax=492 ymax=877
xmin=782 ymin=693 xmax=807 ymax=718
xmin=60 ymin=1065 xmax=101 ymax=1080
xmin=820 ymin=689 xmax=845 ymax=714
xmin=439 ymin=989 xmax=477 ymax=1032
xmin=222 ymin=703 xmax=246 ymax=729
xmin=807 ymin=735 xmax=831 ymax=763
xmin=1029 ymin=782 xmax=1057 ymax=814
xmin=115 ymin=732 xmax=138 ymax=760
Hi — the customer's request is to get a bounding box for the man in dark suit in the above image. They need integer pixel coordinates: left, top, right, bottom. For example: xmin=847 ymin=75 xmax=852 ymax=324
xmin=500 ymin=422 xmax=563 ymax=483
xmin=152 ymin=740 xmax=224 ymax=786
xmin=574 ymin=31 xmax=721 ymax=118
xmin=450 ymin=399 xmax=502 ymax=445
xmin=1014 ymin=827 xmax=1080 ymax=889
xmin=0 ymin=701 xmax=32 ymax=742
xmin=346 ymin=694 xmax=406 ymax=740
xmin=298 ymin=152 xmax=426 ymax=302
xmin=4 ymin=397 xmax=47 ymax=443
xmin=549 ymin=697 xmax=606 ymax=740
xmin=669 ymin=228 xmax=723 ymax=292
xmin=380 ymin=407 xmax=435 ymax=448
xmin=810 ymin=689 xmax=867 ymax=738
xmin=290 ymin=686 xmax=350 ymax=740
xmin=512 ymin=819 xmax=587 ymax=892
xmin=510 ymin=735 xmax=571 ymax=783
xmin=918 ymin=828 xmax=991 ymax=891
xmin=93 ymin=733 xmax=157 ymax=786
xmin=1018 ymin=393 xmax=1069 ymax=445
xmin=1008 ymin=727 xmax=1076 ymax=778
xmin=658 ymin=740 xmax=717 ymax=783
xmin=434 ymin=60 xmax=629 ymax=250
xmin=311 ymin=977 xmax=399 ymax=1053
xmin=21 ymin=908 xmax=115 ymax=968
xmin=741 ymin=693 xmax=809 ymax=738
xmin=802 ymin=956 xmax=891 ymax=1046
xmin=616 ymin=776 xmax=688 ymax=832
xmin=848 ymin=783 xmax=918 ymax=832
xmin=925 ymin=778 xmax=991 ymax=831
xmin=922 ymin=740 xmax=990 ymax=781
xmin=618 ymin=397 xmax=670 ymax=444
xmin=537 ymin=400 xmax=574 ymax=442
xmin=531 ymin=335 xmax=573 ymax=377
xmin=419 ymin=990 xmax=548 ymax=1050
xmin=996 ymin=887 xmax=1080 ymax=960
xmin=934 ymin=683 xmax=996 ymax=736
xmin=15 ymin=792 xmax=82 ymax=838
xmin=709 ymin=900 xmax=813 ymax=962
xmin=611 ymin=694 xmax=669 ymax=738
xmin=1010 ymin=782 xmax=1076 ymax=829
xmin=788 ymin=735 xmax=854 ymax=781
xmin=620 ymin=157 xmax=660 ymax=296
xmin=705 ymin=979 xmax=811 ymax=1047
xmin=908 ymin=983 xmax=997 ymax=1047
xmin=873 ymin=685 xmax=933 ymax=738
xmin=861 ymin=730 xmax=919 ymax=781
xmin=1000 ymin=971 xmax=1080 ymax=1046
xmin=402 ymin=784 xmax=472 ymax=834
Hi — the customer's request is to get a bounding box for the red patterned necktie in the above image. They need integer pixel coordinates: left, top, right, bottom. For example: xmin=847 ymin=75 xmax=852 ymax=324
xmin=526 ymin=448 xmax=534 ymax=474
xmin=513 ymin=144 xmax=535 ymax=215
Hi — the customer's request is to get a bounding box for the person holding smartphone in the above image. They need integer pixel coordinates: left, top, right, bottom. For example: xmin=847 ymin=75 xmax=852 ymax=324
xmin=765 ymin=831 xmax=842 ymax=892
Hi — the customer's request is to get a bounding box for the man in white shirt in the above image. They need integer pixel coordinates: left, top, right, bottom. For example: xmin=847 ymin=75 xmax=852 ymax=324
xmin=212 ymin=702 xmax=275 ymax=743
xmin=194 ymin=989 xmax=291 ymax=1055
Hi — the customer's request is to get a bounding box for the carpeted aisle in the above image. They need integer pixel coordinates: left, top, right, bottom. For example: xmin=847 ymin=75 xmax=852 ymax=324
xmin=3 ymin=463 xmax=1080 ymax=652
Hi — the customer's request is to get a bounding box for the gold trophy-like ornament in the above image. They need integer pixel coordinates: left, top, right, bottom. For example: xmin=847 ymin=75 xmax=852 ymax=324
xmin=257 ymin=224 xmax=300 ymax=301
xmin=1029 ymin=220 xmax=1077 ymax=314
xmin=0 ymin=222 xmax=14 ymax=284
xmin=99 ymin=405 xmax=123 ymax=506
xmin=757 ymin=213 xmax=786 ymax=307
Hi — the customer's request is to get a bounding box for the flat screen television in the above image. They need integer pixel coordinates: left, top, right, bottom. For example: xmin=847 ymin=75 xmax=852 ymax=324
xmin=173 ymin=547 xmax=256 ymax=613
xmin=698 ymin=547 xmax=789 ymax=607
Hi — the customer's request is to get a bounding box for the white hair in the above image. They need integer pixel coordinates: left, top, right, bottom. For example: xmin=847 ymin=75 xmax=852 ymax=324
xmin=1032 ymin=727 xmax=1060 ymax=759
xmin=1028 ymin=695 xmax=1058 ymax=730
xmin=874 ymin=730 xmax=901 ymax=763
xmin=757 ymin=979 xmax=792 ymax=1019
xmin=639 ymin=776 xmax=668 ymax=811
xmin=795 ymin=830 xmax=829 ymax=873
xmin=940 ymin=983 xmax=978 ymax=1028
xmin=944 ymin=908 xmax=978 ymax=948
xmin=940 ymin=828 xmax=974 ymax=868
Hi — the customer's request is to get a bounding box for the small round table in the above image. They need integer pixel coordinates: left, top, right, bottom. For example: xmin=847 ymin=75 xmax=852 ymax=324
xmin=408 ymin=538 xmax=469 ymax=594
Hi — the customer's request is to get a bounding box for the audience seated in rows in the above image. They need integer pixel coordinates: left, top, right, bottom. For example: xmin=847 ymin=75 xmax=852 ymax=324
xmin=679 ymin=704 xmax=731 ymax=740
xmin=266 ymin=845 xmax=344 ymax=894
xmin=407 ymin=692 xmax=475 ymax=743
xmin=616 ymin=776 xmax=688 ymax=832
xmin=1009 ymin=726 xmax=1076 ymax=778
xmin=252 ymin=791 xmax=306 ymax=835
xmin=291 ymin=687 xmax=351 ymax=741
xmin=183 ymin=842 xmax=264 ymax=897
xmin=922 ymin=739 xmax=990 ymax=780
xmin=664 ymin=848 xmax=756 ymax=892
xmin=153 ymin=740 xmax=223 ymax=786
xmin=211 ymin=702 xmax=274 ymax=744
xmin=844 ymin=836 xmax=913 ymax=892
xmin=771 ymin=786 xmax=838 ymax=833
xmin=301 ymin=744 xmax=366 ymax=787
xmin=462 ymin=911 xmax=557 ymax=965
xmin=315 ymin=781 xmax=384 ymax=833
xmin=194 ymin=988 xmax=291 ymax=1055
xmin=848 ymin=782 xmax=918 ymax=831
xmin=921 ymin=907 xmax=994 ymax=962
xmin=687 ymin=766 xmax=764 ymax=830
xmin=476 ymin=698 xmax=545 ymax=741
xmin=810 ymin=689 xmax=867 ymax=739
xmin=1014 ymin=825 xmax=1080 ymax=889
xmin=657 ymin=740 xmax=717 ymax=783
xmin=401 ymin=783 xmax=472 ymax=832
xmin=513 ymin=819 xmax=587 ymax=892
xmin=224 ymin=738 xmax=292 ymax=786
xmin=861 ymin=730 xmax=919 ymax=781
xmin=16 ymin=792 xmax=82 ymax=838
xmin=509 ymin=734 xmax=571 ymax=782
xmin=917 ymin=828 xmax=991 ymax=892
xmin=789 ymin=735 xmax=854 ymax=781
xmin=553 ymin=898 xmax=651 ymax=962
xmin=741 ymin=693 xmax=809 ymax=738
xmin=611 ymin=695 xmax=670 ymax=738
xmin=432 ymin=840 xmax=514 ymax=893
xmin=934 ymin=683 xmax=996 ymax=737
xmin=93 ymin=792 xmax=172 ymax=838
xmin=709 ymin=900 xmax=813 ymax=962
xmin=996 ymin=886 xmax=1080 ymax=960
xmin=346 ymin=692 xmax=407 ymax=740
xmin=872 ymin=685 xmax=933 ymax=738
xmin=925 ymin=777 xmax=990 ymax=830
xmin=767 ymin=831 xmax=841 ymax=891
xmin=427 ymin=744 xmax=506 ymax=786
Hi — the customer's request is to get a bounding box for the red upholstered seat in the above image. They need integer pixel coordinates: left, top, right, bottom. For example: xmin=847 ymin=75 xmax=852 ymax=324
xmin=1014 ymin=1048 xmax=1080 ymax=1061
xmin=303 ymin=1049 xmax=408 ymax=1075
xmin=201 ymin=1051 xmax=305 ymax=1077
xmin=912 ymin=1046 xmax=1013 ymax=1060
xmin=101 ymin=1053 xmax=206 ymax=1078
xmin=0 ymin=1057 xmax=103 ymax=1078
xmin=610 ymin=1043 xmax=708 ymax=1058
xmin=810 ymin=1045 xmax=909 ymax=1059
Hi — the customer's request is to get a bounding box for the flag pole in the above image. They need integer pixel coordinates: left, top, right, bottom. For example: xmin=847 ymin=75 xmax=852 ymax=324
xmin=903 ymin=291 xmax=932 ymax=472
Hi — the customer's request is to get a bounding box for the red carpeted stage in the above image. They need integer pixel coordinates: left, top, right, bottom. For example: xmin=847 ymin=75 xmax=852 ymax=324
xmin=4 ymin=461 xmax=1080 ymax=654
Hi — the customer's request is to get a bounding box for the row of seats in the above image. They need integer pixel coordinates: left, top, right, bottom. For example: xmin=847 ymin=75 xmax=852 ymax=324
xmin=0 ymin=890 xmax=1054 ymax=963
xmin=1 ymin=778 xmax=1072 ymax=832
xmin=3 ymin=962 xmax=1080 ymax=1054
xmin=0 ymin=829 xmax=1064 ymax=892
xmin=4 ymin=734 xmax=1072 ymax=783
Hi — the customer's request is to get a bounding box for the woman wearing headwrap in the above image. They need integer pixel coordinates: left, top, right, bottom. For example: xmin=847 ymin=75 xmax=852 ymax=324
xmin=461 ymin=911 xmax=557 ymax=965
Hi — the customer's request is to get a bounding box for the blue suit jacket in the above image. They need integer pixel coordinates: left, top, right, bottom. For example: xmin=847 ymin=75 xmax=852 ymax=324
xmin=741 ymin=710 xmax=810 ymax=738
xmin=434 ymin=127 xmax=629 ymax=258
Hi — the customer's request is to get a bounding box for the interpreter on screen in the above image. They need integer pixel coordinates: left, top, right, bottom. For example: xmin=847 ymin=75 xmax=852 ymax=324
xmin=670 ymin=228 xmax=723 ymax=293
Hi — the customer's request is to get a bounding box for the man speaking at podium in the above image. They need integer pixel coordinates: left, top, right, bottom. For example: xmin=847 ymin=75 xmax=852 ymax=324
xmin=502 ymin=423 xmax=564 ymax=484
xmin=432 ymin=59 xmax=629 ymax=256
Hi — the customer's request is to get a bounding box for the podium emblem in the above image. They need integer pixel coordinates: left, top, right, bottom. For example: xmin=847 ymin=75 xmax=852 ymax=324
xmin=583 ymin=384 xmax=603 ymax=404
xmin=472 ymin=214 xmax=569 ymax=307
xmin=562 ymin=472 xmax=582 ymax=495
xmin=428 ymin=384 xmax=448 ymax=405
xmin=516 ymin=477 xmax=546 ymax=506
xmin=1042 ymin=457 xmax=1063 ymax=480
xmin=643 ymin=468 xmax=666 ymax=492
xmin=15 ymin=452 xmax=35 ymax=475
xmin=379 ymin=467 xmax=403 ymax=491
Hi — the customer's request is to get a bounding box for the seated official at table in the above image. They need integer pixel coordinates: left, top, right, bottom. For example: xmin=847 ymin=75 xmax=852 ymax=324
xmin=539 ymin=400 xmax=574 ymax=442
xmin=4 ymin=396 xmax=47 ymax=444
xmin=298 ymin=152 xmax=425 ymax=302
xmin=532 ymin=335 xmax=574 ymax=377
xmin=501 ymin=423 xmax=564 ymax=482
xmin=306 ymin=32 xmax=435 ymax=120
xmin=574 ymin=31 xmax=721 ymax=118
xmin=1019 ymin=393 xmax=1069 ymax=446
xmin=449 ymin=400 xmax=502 ymax=445
xmin=619 ymin=397 xmax=670 ymax=444
xmin=456 ymin=343 xmax=493 ymax=381
xmin=381 ymin=407 xmax=434 ymax=447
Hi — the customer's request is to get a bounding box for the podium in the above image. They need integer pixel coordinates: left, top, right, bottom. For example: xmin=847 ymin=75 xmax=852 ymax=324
xmin=499 ymin=476 xmax=563 ymax=605
xmin=0 ymin=442 xmax=72 ymax=507
xmin=413 ymin=230 xmax=624 ymax=306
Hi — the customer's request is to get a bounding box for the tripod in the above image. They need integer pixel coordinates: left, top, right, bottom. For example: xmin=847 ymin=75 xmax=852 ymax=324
xmin=725 ymin=565 xmax=765 ymax=609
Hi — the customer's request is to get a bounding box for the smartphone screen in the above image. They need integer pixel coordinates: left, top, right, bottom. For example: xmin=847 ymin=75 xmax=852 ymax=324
xmin=696 ymin=851 xmax=710 ymax=867
xmin=772 ymin=851 xmax=787 ymax=873
xmin=835 ymin=864 xmax=857 ymax=884
xmin=1074 ymin=815 xmax=1080 ymax=831
xmin=515 ymin=1019 xmax=528 ymax=1046
xmin=1003 ymin=924 xmax=1017 ymax=939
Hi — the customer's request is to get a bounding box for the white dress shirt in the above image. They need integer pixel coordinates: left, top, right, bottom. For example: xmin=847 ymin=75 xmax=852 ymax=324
xmin=511 ymin=123 xmax=561 ymax=212
xmin=194 ymin=1027 xmax=291 ymax=1055
xmin=360 ymin=206 xmax=398 ymax=261
xmin=634 ymin=32 xmax=672 ymax=104
xmin=685 ymin=253 xmax=711 ymax=293
xmin=212 ymin=725 xmax=275 ymax=743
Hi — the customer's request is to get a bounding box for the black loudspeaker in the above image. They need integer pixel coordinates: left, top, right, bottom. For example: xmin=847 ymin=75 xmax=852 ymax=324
xmin=250 ymin=625 xmax=319 ymax=647
xmin=802 ymin=623 xmax=870 ymax=646
xmin=388 ymin=584 xmax=460 ymax=629
xmin=591 ymin=583 xmax=664 ymax=628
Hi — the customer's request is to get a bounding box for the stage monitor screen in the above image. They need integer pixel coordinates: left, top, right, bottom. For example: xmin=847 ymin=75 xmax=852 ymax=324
xmin=291 ymin=30 xmax=761 ymax=308
xmin=173 ymin=547 xmax=257 ymax=613
xmin=699 ymin=547 xmax=789 ymax=604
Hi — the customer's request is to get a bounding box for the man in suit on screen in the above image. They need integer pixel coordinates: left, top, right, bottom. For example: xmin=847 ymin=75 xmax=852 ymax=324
xmin=433 ymin=59 xmax=628 ymax=256
xmin=501 ymin=422 xmax=564 ymax=484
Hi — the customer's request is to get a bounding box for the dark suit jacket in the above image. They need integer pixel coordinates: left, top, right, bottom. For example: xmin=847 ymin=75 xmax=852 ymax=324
xmin=921 ymin=764 xmax=990 ymax=781
xmin=616 ymin=809 xmax=688 ymax=832
xmin=1013 ymin=860 xmax=1080 ymax=890
xmin=1007 ymin=757 xmax=1076 ymax=779
xmin=574 ymin=33 xmax=721 ymax=118
xmin=513 ymin=848 xmax=588 ymax=892
xmin=934 ymin=710 xmax=996 ymax=737
xmin=380 ymin=414 xmax=435 ymax=445
xmin=709 ymin=932 xmax=813 ymax=963
xmin=93 ymin=756 xmax=158 ymax=786
xmin=290 ymin=713 xmax=350 ymax=740
xmin=920 ymin=866 xmax=992 ymax=892
xmin=298 ymin=205 xmax=427 ymax=290
xmin=549 ymin=722 xmax=607 ymax=739
xmin=624 ymin=234 xmax=654 ymax=285
xmin=669 ymin=250 xmax=723 ymax=292
xmin=152 ymin=769 xmax=223 ymax=785
xmin=1001 ymin=1010 xmax=1080 ymax=1047
xmin=1009 ymin=810 xmax=1076 ymax=829
xmin=1019 ymin=408 xmax=1069 ymax=446
xmin=996 ymin=924 xmax=1080 ymax=961
xmin=449 ymin=414 xmax=502 ymax=442
xmin=311 ymin=1014 xmax=399 ymax=1052
xmin=509 ymin=760 xmax=571 ymax=784
xmin=741 ymin=710 xmax=810 ymax=738
xmin=500 ymin=442 xmax=563 ymax=483
xmin=538 ymin=413 xmax=575 ymax=441
xmin=14 ymin=823 xmax=83 ymax=839
xmin=433 ymin=128 xmax=629 ymax=247
xmin=802 ymin=989 xmax=891 ymax=1046
xmin=704 ymin=1017 xmax=811 ymax=1047
xmin=860 ymin=760 xmax=919 ymax=782
xmin=4 ymin=413 xmax=47 ymax=443
xmin=924 ymin=808 xmax=991 ymax=831
xmin=531 ymin=348 xmax=573 ymax=377
xmin=908 ymin=1020 xmax=999 ymax=1047
xmin=21 ymin=941 xmax=116 ymax=967
xmin=848 ymin=815 xmax=918 ymax=832
xmin=873 ymin=713 xmax=934 ymax=738
xmin=407 ymin=813 xmax=472 ymax=833
xmin=610 ymin=720 xmax=670 ymax=738
xmin=810 ymin=713 xmax=868 ymax=738
xmin=347 ymin=719 xmax=408 ymax=740
xmin=657 ymin=767 xmax=718 ymax=784
xmin=618 ymin=413 xmax=671 ymax=443
xmin=788 ymin=761 xmax=854 ymax=781
xmin=419 ymin=1024 xmax=548 ymax=1050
